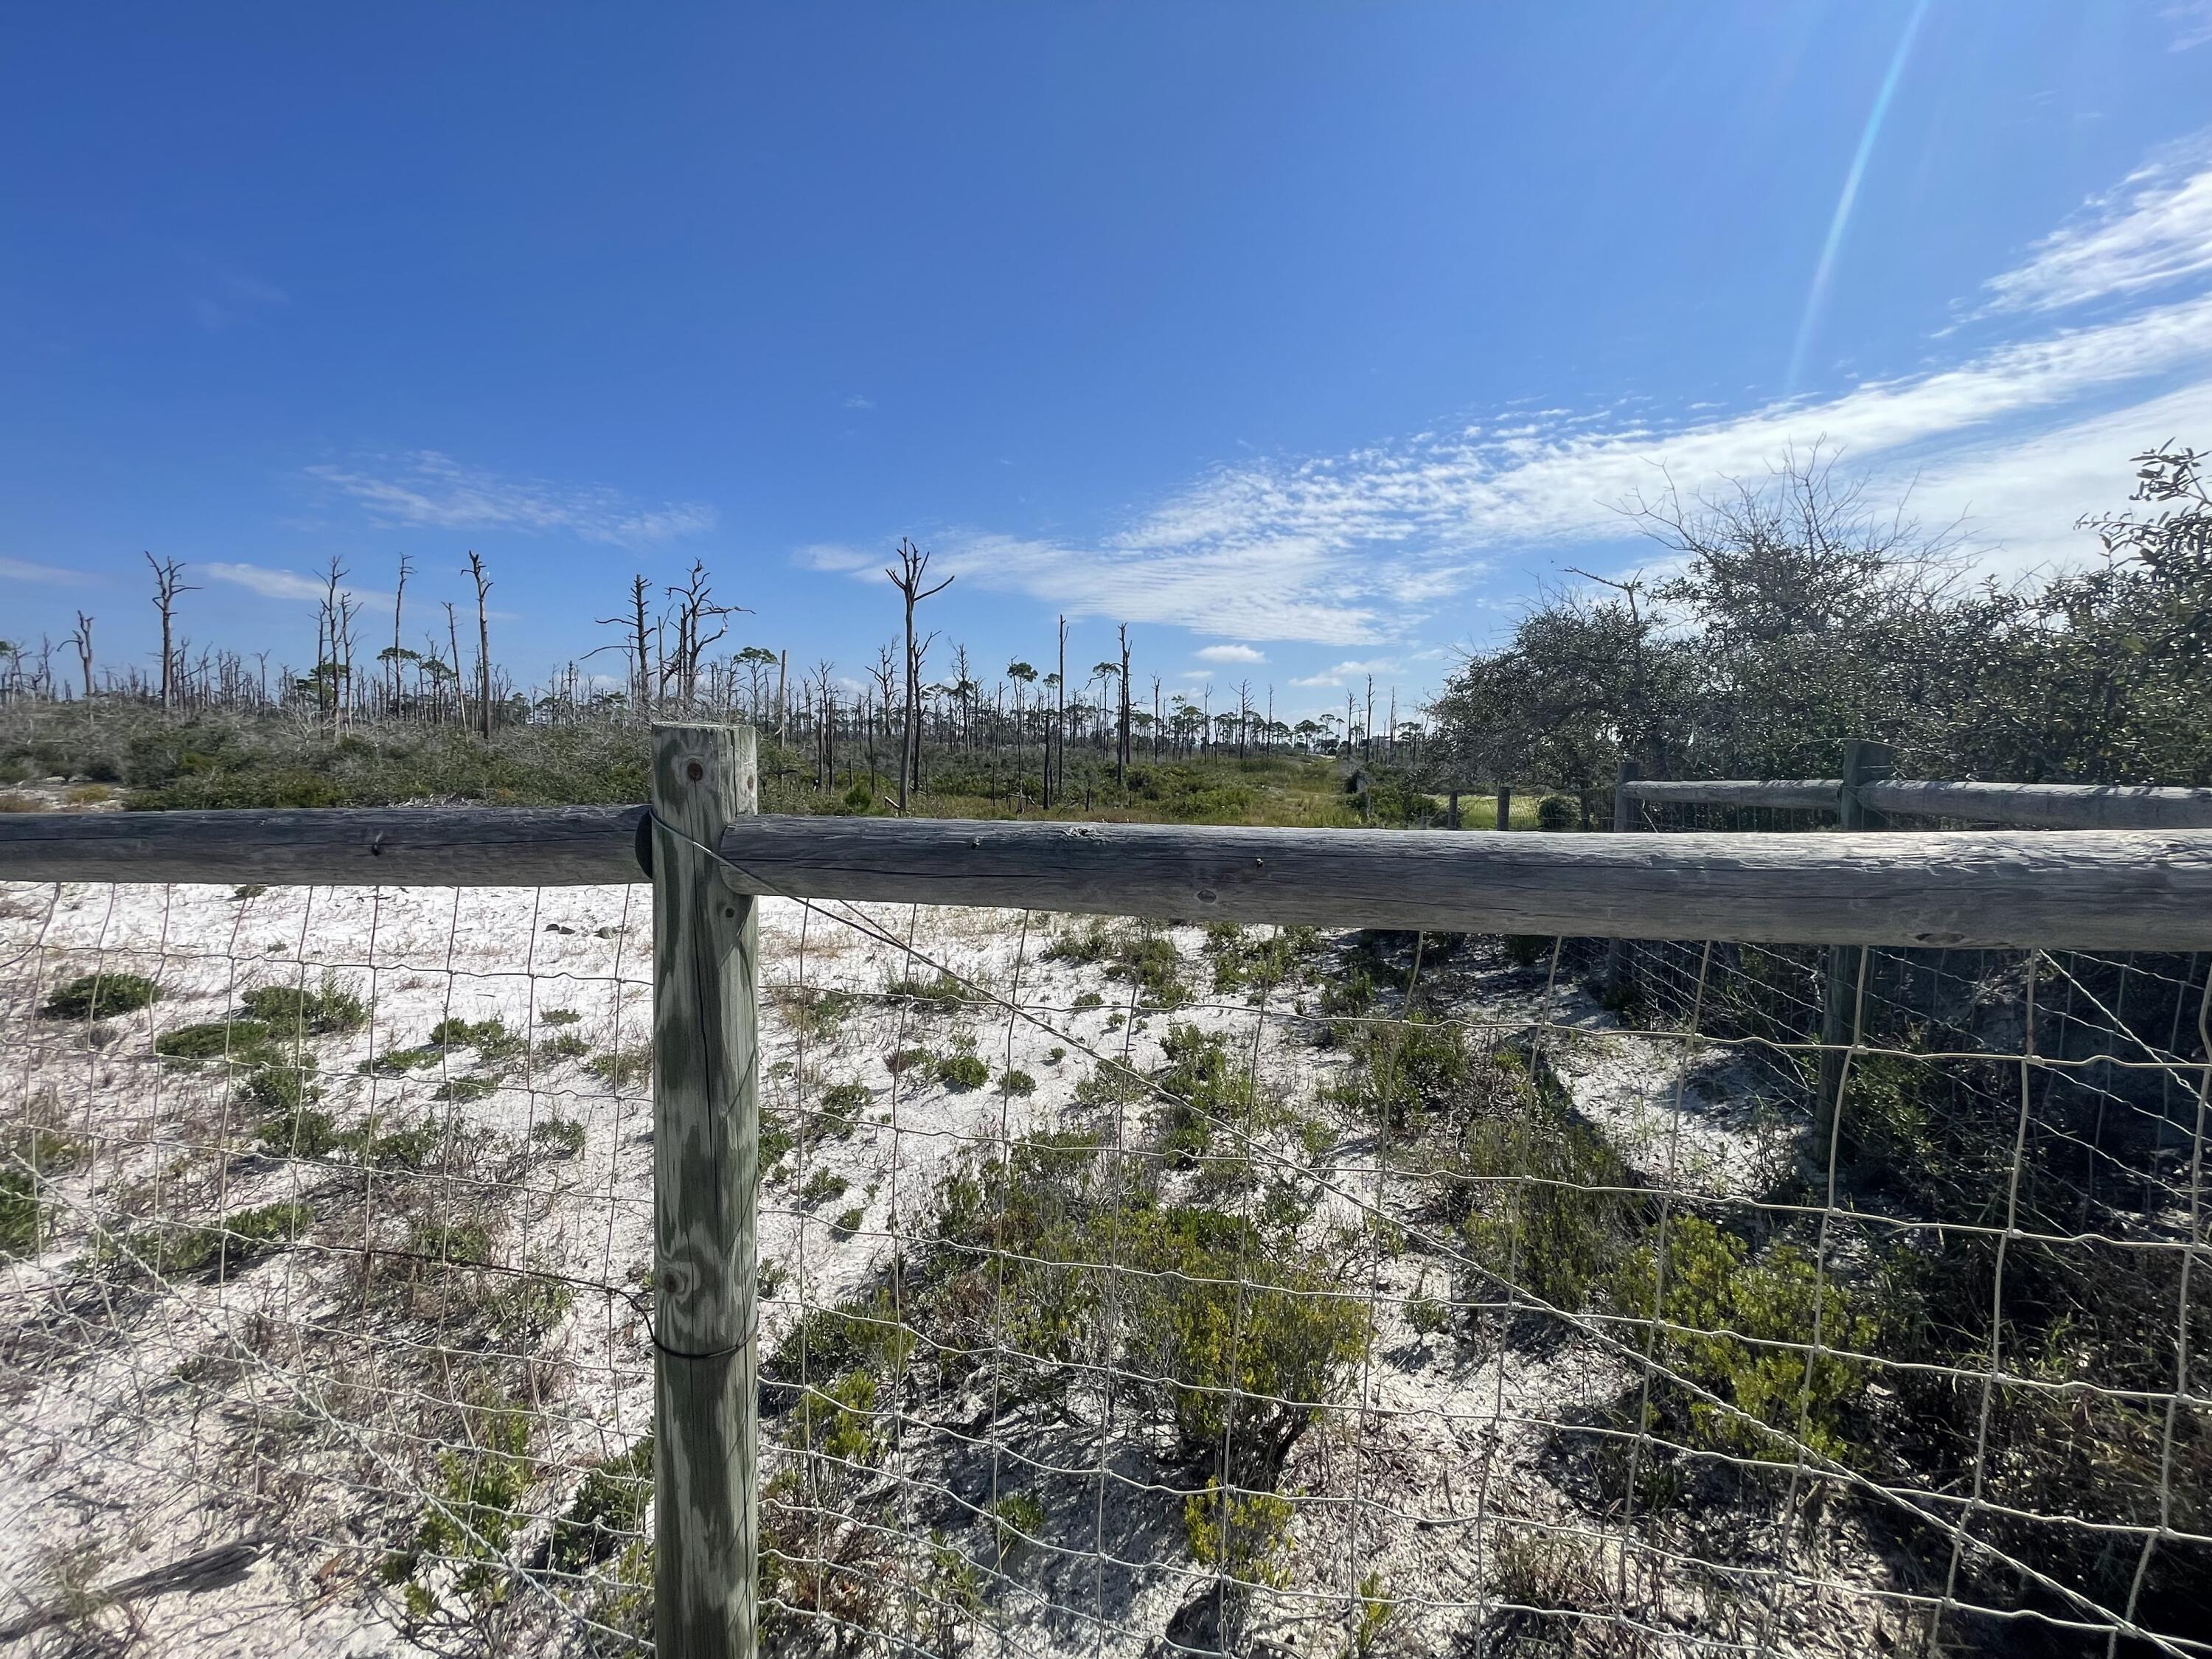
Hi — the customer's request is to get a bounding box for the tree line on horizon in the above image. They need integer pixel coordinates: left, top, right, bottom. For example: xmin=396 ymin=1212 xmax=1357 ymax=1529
xmin=1427 ymin=442 xmax=2212 ymax=804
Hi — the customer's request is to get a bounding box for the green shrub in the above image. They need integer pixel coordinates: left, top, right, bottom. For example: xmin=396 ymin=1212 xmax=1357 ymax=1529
xmin=145 ymin=1200 xmax=311 ymax=1276
xmin=381 ymin=1402 xmax=533 ymax=1621
xmin=239 ymin=977 xmax=366 ymax=1034
xmin=427 ymin=1015 xmax=522 ymax=1060
xmin=1125 ymin=1206 xmax=1371 ymax=1478
xmin=1535 ymin=794 xmax=1578 ymax=831
xmin=538 ymin=1007 xmax=582 ymax=1026
xmin=934 ymin=1052 xmax=990 ymax=1091
xmin=1337 ymin=1014 xmax=1472 ymax=1129
xmin=1459 ymin=1099 xmax=1644 ymax=1315
xmin=815 ymin=1081 xmax=870 ymax=1140
xmin=986 ymin=1492 xmax=1047 ymax=1559
xmin=1072 ymin=990 xmax=1105 ymax=1012
xmin=530 ymin=1118 xmax=588 ymax=1159
xmin=781 ymin=986 xmax=858 ymax=1039
xmin=433 ymin=1076 xmax=499 ymax=1104
xmin=1152 ymin=1024 xmax=1256 ymax=1164
xmin=154 ymin=1018 xmax=274 ymax=1060
xmin=535 ymin=1032 xmax=591 ymax=1063
xmin=1503 ymin=935 xmax=1551 ymax=968
xmin=587 ymin=1049 xmax=650 ymax=1090
xmin=799 ymin=1168 xmax=850 ymax=1207
xmin=1406 ymin=1292 xmax=1451 ymax=1337
xmin=886 ymin=973 xmax=974 ymax=1010
xmin=885 ymin=1046 xmax=933 ymax=1077
xmin=830 ymin=1206 xmax=864 ymax=1237
xmin=1046 ymin=920 xmax=1187 ymax=1007
xmin=1207 ymin=924 xmax=1321 ymax=995
xmin=1000 ymin=1069 xmax=1036 ymax=1096
xmin=1609 ymin=1216 xmax=1876 ymax=1464
xmin=551 ymin=1435 xmax=653 ymax=1571
xmin=0 ymin=1131 xmax=86 ymax=1258
xmin=1183 ymin=1479 xmax=1293 ymax=1590
xmin=370 ymin=1045 xmax=444 ymax=1074
xmin=42 ymin=971 xmax=161 ymax=1020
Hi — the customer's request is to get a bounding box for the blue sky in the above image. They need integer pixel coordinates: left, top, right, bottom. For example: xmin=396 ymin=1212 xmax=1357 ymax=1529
xmin=6 ymin=3 xmax=2212 ymax=720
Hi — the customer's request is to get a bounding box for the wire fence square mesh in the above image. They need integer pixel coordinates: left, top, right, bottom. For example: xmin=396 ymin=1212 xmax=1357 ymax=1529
xmin=3 ymin=863 xmax=2208 ymax=1657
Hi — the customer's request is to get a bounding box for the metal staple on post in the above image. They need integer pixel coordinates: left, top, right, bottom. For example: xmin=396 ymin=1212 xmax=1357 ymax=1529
xmin=1817 ymin=739 xmax=1896 ymax=1147
xmin=1603 ymin=759 xmax=1642 ymax=1005
xmin=650 ymin=722 xmax=759 ymax=1659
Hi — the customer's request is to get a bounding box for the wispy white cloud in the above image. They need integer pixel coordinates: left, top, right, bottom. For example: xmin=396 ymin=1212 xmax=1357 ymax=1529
xmin=1975 ymin=128 xmax=2212 ymax=316
xmin=0 ymin=557 xmax=91 ymax=586
xmin=905 ymin=287 xmax=2212 ymax=644
xmin=793 ymin=543 xmax=877 ymax=574
xmin=844 ymin=394 xmax=875 ymax=411
xmin=2166 ymin=1 xmax=2212 ymax=51
xmin=309 ymin=451 xmax=715 ymax=549
xmin=205 ymin=562 xmax=392 ymax=607
xmin=1291 ymin=658 xmax=1399 ymax=689
xmin=1195 ymin=644 xmax=1265 ymax=664
xmin=792 ymin=134 xmax=2212 ymax=648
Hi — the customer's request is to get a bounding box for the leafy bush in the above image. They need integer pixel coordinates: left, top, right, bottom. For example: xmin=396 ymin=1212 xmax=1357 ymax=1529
xmin=538 ymin=1007 xmax=582 ymax=1026
xmin=530 ymin=1118 xmax=588 ymax=1159
xmin=144 ymin=1200 xmax=311 ymax=1276
xmin=155 ymin=1018 xmax=274 ymax=1060
xmin=1535 ymin=794 xmax=1578 ymax=831
xmin=885 ymin=1046 xmax=933 ymax=1077
xmin=535 ymin=1032 xmax=591 ymax=1063
xmin=551 ymin=1435 xmax=653 ymax=1571
xmin=815 ymin=1081 xmax=869 ymax=1138
xmin=1183 ymin=1479 xmax=1293 ymax=1590
xmin=886 ymin=973 xmax=974 ymax=1010
xmin=42 ymin=971 xmax=161 ymax=1020
xmin=1000 ymin=1068 xmax=1036 ymax=1096
xmin=240 ymin=977 xmax=366 ymax=1034
xmin=779 ymin=985 xmax=858 ymax=1039
xmin=587 ymin=1048 xmax=650 ymax=1090
xmin=1455 ymin=1048 xmax=1646 ymax=1314
xmin=1124 ymin=1206 xmax=1371 ymax=1478
xmin=799 ymin=1168 xmax=850 ymax=1207
xmin=1608 ymin=1216 xmax=1875 ymax=1464
xmin=934 ymin=1052 xmax=990 ymax=1091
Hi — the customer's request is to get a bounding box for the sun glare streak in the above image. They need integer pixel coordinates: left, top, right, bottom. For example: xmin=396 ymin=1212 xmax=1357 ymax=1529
xmin=1786 ymin=0 xmax=1931 ymax=395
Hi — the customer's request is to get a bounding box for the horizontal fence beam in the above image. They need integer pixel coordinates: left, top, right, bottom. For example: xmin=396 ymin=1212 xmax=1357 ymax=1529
xmin=1621 ymin=779 xmax=1842 ymax=813
xmin=1856 ymin=779 xmax=2212 ymax=830
xmin=0 ymin=805 xmax=647 ymax=887
xmin=1621 ymin=776 xmax=2212 ymax=830
xmin=9 ymin=805 xmax=2212 ymax=950
xmin=712 ymin=816 xmax=2212 ymax=951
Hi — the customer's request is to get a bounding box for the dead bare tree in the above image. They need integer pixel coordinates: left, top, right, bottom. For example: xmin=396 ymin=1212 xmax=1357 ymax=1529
xmin=66 ymin=613 xmax=94 ymax=700
xmin=591 ymin=575 xmax=656 ymax=720
xmin=145 ymin=554 xmax=196 ymax=712
xmin=662 ymin=562 xmax=742 ymax=710
xmin=465 ymin=552 xmax=493 ymax=739
xmin=885 ymin=539 xmax=953 ymax=812
xmin=389 ymin=554 xmax=412 ymax=714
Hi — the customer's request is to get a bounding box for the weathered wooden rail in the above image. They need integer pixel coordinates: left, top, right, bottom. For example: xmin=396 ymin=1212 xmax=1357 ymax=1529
xmin=6 ymin=800 xmax=2212 ymax=952
xmin=1622 ymin=774 xmax=2212 ymax=830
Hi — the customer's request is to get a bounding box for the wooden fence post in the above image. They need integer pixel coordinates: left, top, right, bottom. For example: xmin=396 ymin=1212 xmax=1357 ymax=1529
xmin=1602 ymin=759 xmax=1642 ymax=1004
xmin=1495 ymin=785 xmax=1512 ymax=832
xmin=651 ymin=722 xmax=759 ymax=1659
xmin=1816 ymin=740 xmax=1896 ymax=1150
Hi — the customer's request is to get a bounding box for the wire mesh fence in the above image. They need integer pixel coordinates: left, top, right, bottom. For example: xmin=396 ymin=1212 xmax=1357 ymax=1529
xmin=4 ymin=852 xmax=2208 ymax=1656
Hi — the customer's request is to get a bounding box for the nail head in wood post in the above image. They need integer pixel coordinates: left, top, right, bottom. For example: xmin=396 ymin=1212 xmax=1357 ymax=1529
xmin=1603 ymin=759 xmax=1642 ymax=1004
xmin=1818 ymin=740 xmax=1897 ymax=1151
xmin=651 ymin=722 xmax=759 ymax=1659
